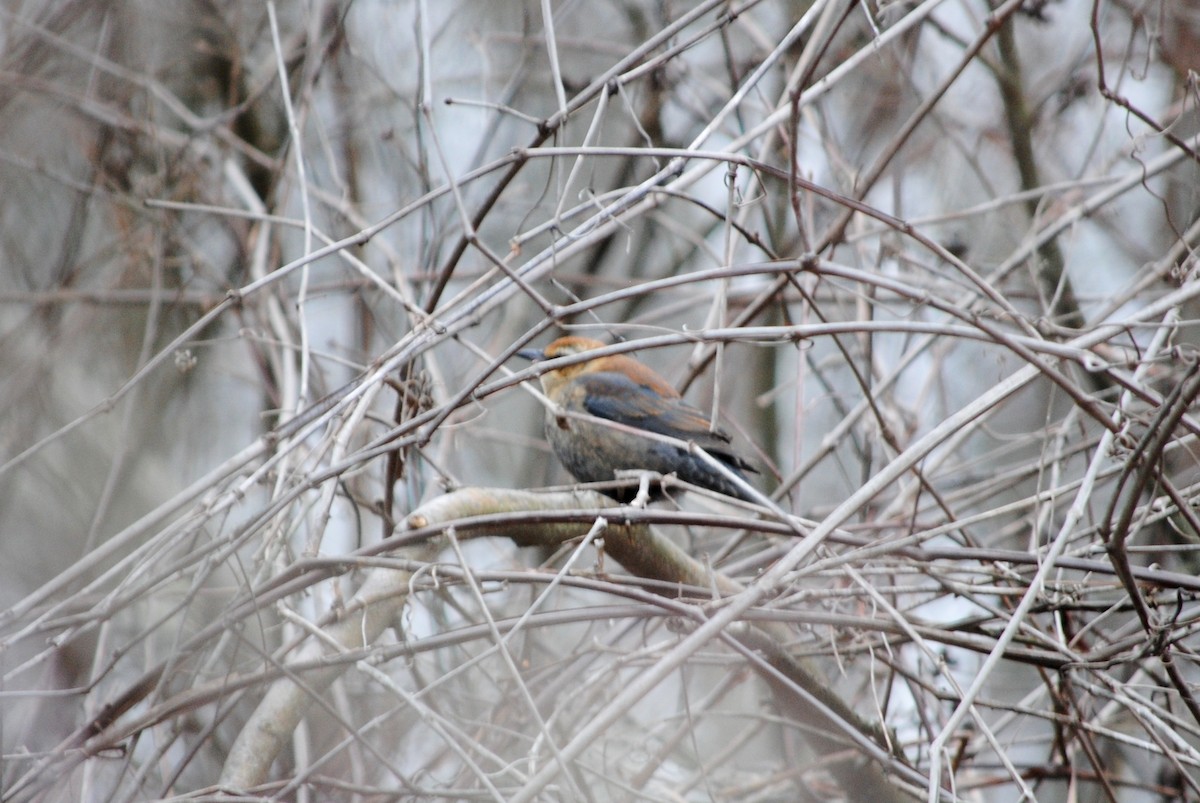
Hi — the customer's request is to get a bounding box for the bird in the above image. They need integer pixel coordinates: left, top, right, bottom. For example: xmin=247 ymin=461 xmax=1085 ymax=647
xmin=517 ymin=336 xmax=759 ymax=502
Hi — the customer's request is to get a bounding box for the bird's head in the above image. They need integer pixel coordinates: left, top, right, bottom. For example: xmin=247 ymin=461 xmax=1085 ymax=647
xmin=517 ymin=337 xmax=608 ymax=395
xmin=517 ymin=337 xmax=681 ymax=400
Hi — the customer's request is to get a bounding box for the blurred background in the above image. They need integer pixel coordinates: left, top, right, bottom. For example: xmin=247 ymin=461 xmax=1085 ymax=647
xmin=2 ymin=1 xmax=1200 ymax=800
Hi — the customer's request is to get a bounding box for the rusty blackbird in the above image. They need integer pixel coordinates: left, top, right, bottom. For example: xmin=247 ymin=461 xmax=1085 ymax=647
xmin=518 ymin=337 xmax=758 ymax=502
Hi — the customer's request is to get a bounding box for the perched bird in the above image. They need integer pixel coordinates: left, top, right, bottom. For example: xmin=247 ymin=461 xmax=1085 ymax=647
xmin=518 ymin=337 xmax=759 ymax=502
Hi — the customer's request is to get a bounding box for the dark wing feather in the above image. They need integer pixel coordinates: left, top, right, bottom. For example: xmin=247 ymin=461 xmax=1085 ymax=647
xmin=575 ymin=372 xmax=757 ymax=472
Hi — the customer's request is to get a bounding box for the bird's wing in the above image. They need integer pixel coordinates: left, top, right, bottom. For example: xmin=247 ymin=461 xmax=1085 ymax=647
xmin=574 ymin=372 xmax=757 ymax=471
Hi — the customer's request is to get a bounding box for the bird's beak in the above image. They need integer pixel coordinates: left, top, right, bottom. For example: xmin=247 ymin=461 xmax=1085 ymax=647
xmin=516 ymin=347 xmax=545 ymax=362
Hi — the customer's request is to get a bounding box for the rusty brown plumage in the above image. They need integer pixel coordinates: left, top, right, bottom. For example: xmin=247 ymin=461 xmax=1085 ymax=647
xmin=518 ymin=337 xmax=759 ymax=502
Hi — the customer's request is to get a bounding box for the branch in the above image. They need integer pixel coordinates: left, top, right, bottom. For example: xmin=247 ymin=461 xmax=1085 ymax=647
xmin=218 ymin=487 xmax=921 ymax=800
